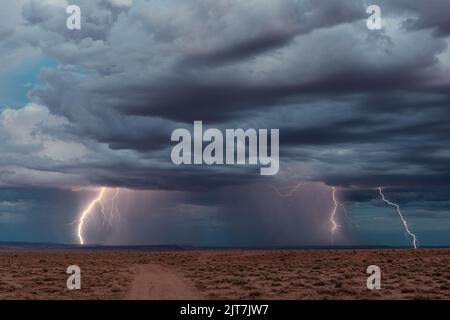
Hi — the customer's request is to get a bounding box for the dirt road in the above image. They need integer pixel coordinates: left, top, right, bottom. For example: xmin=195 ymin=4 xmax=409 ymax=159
xmin=125 ymin=264 xmax=202 ymax=300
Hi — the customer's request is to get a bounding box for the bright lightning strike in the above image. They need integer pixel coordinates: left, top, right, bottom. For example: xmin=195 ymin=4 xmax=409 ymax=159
xmin=271 ymin=183 xmax=343 ymax=244
xmin=77 ymin=187 xmax=125 ymax=245
xmin=77 ymin=187 xmax=106 ymax=245
xmin=378 ymin=187 xmax=418 ymax=249
xmin=329 ymin=187 xmax=339 ymax=244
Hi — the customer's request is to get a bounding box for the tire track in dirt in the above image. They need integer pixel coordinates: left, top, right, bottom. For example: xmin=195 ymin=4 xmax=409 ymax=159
xmin=125 ymin=264 xmax=203 ymax=300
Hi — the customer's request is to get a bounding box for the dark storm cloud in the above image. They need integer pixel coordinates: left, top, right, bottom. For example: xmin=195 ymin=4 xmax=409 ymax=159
xmin=183 ymin=32 xmax=296 ymax=67
xmin=2 ymin=0 xmax=450 ymax=246
xmin=382 ymin=0 xmax=450 ymax=37
xmin=1 ymin=0 xmax=450 ymax=193
xmin=282 ymin=105 xmax=450 ymax=148
xmin=26 ymin=0 xmax=371 ymax=123
xmin=325 ymin=174 xmax=450 ymax=190
xmin=182 ymin=0 xmax=365 ymax=66
xmin=87 ymin=77 xmax=282 ymax=122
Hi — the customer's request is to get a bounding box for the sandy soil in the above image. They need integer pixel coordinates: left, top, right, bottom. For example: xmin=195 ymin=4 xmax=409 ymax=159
xmin=0 ymin=249 xmax=449 ymax=300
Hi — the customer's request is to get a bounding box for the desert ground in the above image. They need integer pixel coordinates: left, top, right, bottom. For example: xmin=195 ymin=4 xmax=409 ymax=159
xmin=0 ymin=249 xmax=449 ymax=300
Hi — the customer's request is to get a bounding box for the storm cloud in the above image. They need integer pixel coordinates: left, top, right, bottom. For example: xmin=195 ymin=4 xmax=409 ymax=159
xmin=1 ymin=0 xmax=450 ymax=245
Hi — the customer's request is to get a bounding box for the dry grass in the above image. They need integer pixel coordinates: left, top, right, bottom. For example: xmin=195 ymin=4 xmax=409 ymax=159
xmin=0 ymin=249 xmax=449 ymax=300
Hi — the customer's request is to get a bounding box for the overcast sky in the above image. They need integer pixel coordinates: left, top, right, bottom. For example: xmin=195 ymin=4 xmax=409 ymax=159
xmin=1 ymin=0 xmax=450 ymax=246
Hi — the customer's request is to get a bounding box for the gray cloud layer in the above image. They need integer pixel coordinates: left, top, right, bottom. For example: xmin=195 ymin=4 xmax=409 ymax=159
xmin=1 ymin=0 xmax=450 ymax=192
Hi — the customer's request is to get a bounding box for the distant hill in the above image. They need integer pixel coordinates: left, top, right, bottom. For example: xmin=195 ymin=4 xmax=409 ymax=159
xmin=0 ymin=242 xmax=187 ymax=252
xmin=1 ymin=242 xmax=448 ymax=252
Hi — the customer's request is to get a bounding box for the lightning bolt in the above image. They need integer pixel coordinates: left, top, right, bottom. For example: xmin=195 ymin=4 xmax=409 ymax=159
xmin=336 ymin=200 xmax=356 ymax=227
xmin=270 ymin=182 xmax=308 ymax=197
xmin=271 ymin=183 xmax=343 ymax=244
xmin=378 ymin=187 xmax=418 ymax=249
xmin=329 ymin=187 xmax=339 ymax=244
xmin=77 ymin=187 xmax=125 ymax=245
xmin=109 ymin=188 xmax=121 ymax=224
xmin=98 ymin=196 xmax=110 ymax=227
xmin=77 ymin=187 xmax=106 ymax=245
